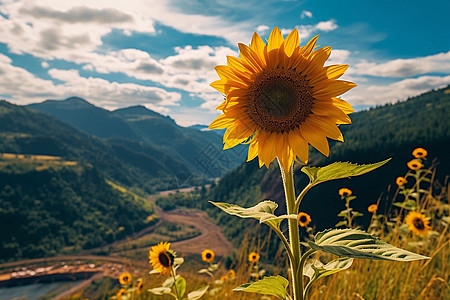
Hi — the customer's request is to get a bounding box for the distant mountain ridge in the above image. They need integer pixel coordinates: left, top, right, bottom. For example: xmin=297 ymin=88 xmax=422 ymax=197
xmin=28 ymin=97 xmax=246 ymax=177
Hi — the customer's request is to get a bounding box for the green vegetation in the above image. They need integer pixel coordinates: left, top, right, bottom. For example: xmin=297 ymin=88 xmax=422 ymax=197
xmin=0 ymin=157 xmax=155 ymax=262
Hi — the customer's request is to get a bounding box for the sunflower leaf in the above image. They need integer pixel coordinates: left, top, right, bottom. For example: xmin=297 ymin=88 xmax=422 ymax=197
xmin=308 ymin=228 xmax=429 ymax=261
xmin=187 ymin=286 xmax=209 ymax=300
xmin=301 ymin=159 xmax=390 ymax=185
xmin=148 ymin=287 xmax=172 ymax=295
xmin=233 ymin=276 xmax=289 ymax=300
xmin=175 ymin=276 xmax=186 ymax=298
xmin=209 ymin=200 xmax=278 ymax=222
xmin=304 ymin=257 xmax=354 ymax=280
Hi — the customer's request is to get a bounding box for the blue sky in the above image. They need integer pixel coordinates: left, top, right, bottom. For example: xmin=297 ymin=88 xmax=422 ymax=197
xmin=0 ymin=0 xmax=449 ymax=126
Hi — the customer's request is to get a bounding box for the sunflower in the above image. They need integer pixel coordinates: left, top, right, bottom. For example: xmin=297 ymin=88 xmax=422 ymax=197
xmin=149 ymin=242 xmax=175 ymax=276
xmin=116 ymin=288 xmax=127 ymax=299
xmin=248 ymin=252 xmax=260 ymax=263
xmin=407 ymin=159 xmax=422 ymax=170
xmin=297 ymin=212 xmax=312 ymax=227
xmin=228 ymin=269 xmax=236 ymax=277
xmin=396 ymin=176 xmax=408 ymax=186
xmin=412 ymin=147 xmax=427 ymax=158
xmin=209 ymin=27 xmax=356 ymax=171
xmin=404 ymin=211 xmax=431 ymax=236
xmin=201 ymin=249 xmax=215 ymax=263
xmin=119 ymin=272 xmax=132 ymax=285
xmin=367 ymin=204 xmax=378 ymax=213
xmin=339 ymin=188 xmax=352 ymax=197
xmin=220 ymin=275 xmax=229 ymax=282
xmin=136 ymin=280 xmax=143 ymax=295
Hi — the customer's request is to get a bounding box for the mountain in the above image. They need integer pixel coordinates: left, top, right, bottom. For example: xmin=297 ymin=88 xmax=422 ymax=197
xmin=0 ymin=100 xmax=179 ymax=191
xmin=28 ymin=98 xmax=246 ymax=177
xmin=197 ymin=86 xmax=450 ymax=247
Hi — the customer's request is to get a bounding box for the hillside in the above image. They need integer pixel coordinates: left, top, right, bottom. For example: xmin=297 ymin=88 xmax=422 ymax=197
xmin=29 ymin=98 xmax=246 ymax=177
xmin=0 ymin=154 xmax=155 ymax=262
xmin=197 ymin=86 xmax=450 ymax=248
xmin=0 ymin=100 xmax=199 ymax=192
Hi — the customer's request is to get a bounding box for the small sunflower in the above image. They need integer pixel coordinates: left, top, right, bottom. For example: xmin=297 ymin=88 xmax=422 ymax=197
xmin=407 ymin=159 xmax=422 ymax=170
xmin=412 ymin=147 xmax=427 ymax=158
xmin=119 ymin=272 xmax=132 ymax=285
xmin=367 ymin=204 xmax=378 ymax=213
xmin=116 ymin=288 xmax=127 ymax=299
xmin=298 ymin=212 xmax=312 ymax=227
xmin=339 ymin=188 xmax=352 ymax=197
xmin=149 ymin=242 xmax=175 ymax=276
xmin=248 ymin=252 xmax=260 ymax=263
xmin=201 ymin=249 xmax=215 ymax=263
xmin=396 ymin=176 xmax=408 ymax=186
xmin=136 ymin=280 xmax=143 ymax=295
xmin=220 ymin=275 xmax=229 ymax=282
xmin=209 ymin=27 xmax=356 ymax=171
xmin=228 ymin=269 xmax=236 ymax=277
xmin=405 ymin=211 xmax=431 ymax=237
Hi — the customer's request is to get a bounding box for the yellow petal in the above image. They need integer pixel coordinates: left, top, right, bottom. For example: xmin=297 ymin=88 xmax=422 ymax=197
xmin=307 ymin=115 xmax=344 ymax=142
xmin=227 ymin=56 xmax=253 ymax=79
xmin=304 ymin=46 xmax=331 ymax=75
xmin=288 ymin=129 xmax=308 ymax=163
xmin=238 ymin=43 xmax=264 ymax=72
xmin=283 ymin=28 xmax=299 ymax=57
xmin=250 ymin=32 xmax=267 ymax=65
xmin=300 ymin=121 xmax=330 ymax=157
xmin=324 ymin=64 xmax=349 ymax=80
xmin=209 ymin=114 xmax=234 ymax=129
xmin=313 ymin=80 xmax=357 ymax=97
xmin=215 ymin=65 xmax=248 ymax=86
xmin=311 ymin=101 xmax=352 ymax=124
xmin=331 ymin=97 xmax=354 ymax=114
xmin=247 ymin=140 xmax=259 ymax=162
xmin=258 ymin=131 xmax=277 ymax=168
xmin=300 ymin=35 xmax=319 ymax=57
xmin=267 ymin=27 xmax=284 ymax=51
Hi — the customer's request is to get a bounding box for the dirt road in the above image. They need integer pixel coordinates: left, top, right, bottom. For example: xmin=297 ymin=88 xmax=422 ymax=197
xmin=160 ymin=209 xmax=234 ymax=257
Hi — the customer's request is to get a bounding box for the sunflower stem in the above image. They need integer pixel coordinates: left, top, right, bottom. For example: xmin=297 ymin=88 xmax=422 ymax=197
xmin=171 ymin=266 xmax=181 ymax=300
xmin=279 ymin=159 xmax=303 ymax=300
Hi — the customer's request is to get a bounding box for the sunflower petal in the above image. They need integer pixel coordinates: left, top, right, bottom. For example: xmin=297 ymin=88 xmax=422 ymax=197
xmin=325 ymin=64 xmax=349 ymax=80
xmin=308 ymin=115 xmax=344 ymax=142
xmin=288 ymin=129 xmax=309 ymax=163
xmin=300 ymin=121 xmax=330 ymax=157
xmin=250 ymin=32 xmax=267 ymax=64
xmin=247 ymin=140 xmax=259 ymax=162
xmin=209 ymin=114 xmax=234 ymax=129
xmin=267 ymin=27 xmax=284 ymax=51
xmin=238 ymin=43 xmax=264 ymax=72
xmin=215 ymin=65 xmax=249 ymax=86
xmin=313 ymin=80 xmax=357 ymax=97
xmin=283 ymin=28 xmax=299 ymax=57
xmin=300 ymin=35 xmax=319 ymax=57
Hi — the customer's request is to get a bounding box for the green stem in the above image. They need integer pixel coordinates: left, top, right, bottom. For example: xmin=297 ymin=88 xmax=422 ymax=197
xmin=171 ymin=266 xmax=180 ymax=300
xmin=279 ymin=160 xmax=302 ymax=300
xmin=272 ymin=226 xmax=295 ymax=263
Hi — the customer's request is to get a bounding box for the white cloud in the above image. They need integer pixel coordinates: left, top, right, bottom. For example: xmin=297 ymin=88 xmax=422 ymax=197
xmin=301 ymin=10 xmax=312 ymax=19
xmin=0 ymin=54 xmax=181 ymax=110
xmin=41 ymin=61 xmax=49 ymax=68
xmin=256 ymin=25 xmax=269 ymax=34
xmin=315 ymin=20 xmax=338 ymax=32
xmin=328 ymin=49 xmax=351 ymax=65
xmin=352 ymin=51 xmax=450 ymax=77
xmin=345 ymin=75 xmax=450 ymax=105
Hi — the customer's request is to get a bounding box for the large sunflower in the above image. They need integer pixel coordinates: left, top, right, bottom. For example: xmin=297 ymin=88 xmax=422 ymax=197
xmin=209 ymin=27 xmax=356 ymax=171
xmin=404 ymin=211 xmax=431 ymax=237
xmin=149 ymin=242 xmax=175 ymax=276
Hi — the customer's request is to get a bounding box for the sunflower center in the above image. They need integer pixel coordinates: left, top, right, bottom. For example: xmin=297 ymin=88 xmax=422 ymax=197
xmin=299 ymin=215 xmax=307 ymax=223
xmin=206 ymin=253 xmax=212 ymax=259
xmin=413 ymin=218 xmax=425 ymax=230
xmin=159 ymin=252 xmax=172 ymax=267
xmin=247 ymin=68 xmax=314 ymax=132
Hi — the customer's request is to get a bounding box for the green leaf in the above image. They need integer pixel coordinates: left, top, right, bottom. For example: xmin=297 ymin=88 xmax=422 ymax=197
xmin=233 ymin=276 xmax=289 ymax=300
xmin=175 ymin=276 xmax=186 ymax=298
xmin=392 ymin=200 xmax=417 ymax=210
xmin=309 ymin=228 xmax=429 ymax=261
xmin=301 ymin=159 xmax=390 ymax=185
xmin=335 ymin=220 xmax=348 ymax=227
xmin=148 ymin=287 xmax=172 ymax=295
xmin=187 ymin=286 xmax=209 ymax=300
xmin=210 ymin=201 xmax=287 ymax=229
xmin=304 ymin=257 xmax=354 ymax=280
